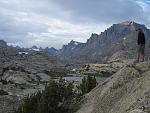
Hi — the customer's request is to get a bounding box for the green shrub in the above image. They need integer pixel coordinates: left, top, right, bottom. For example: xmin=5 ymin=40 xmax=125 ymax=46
xmin=78 ymin=75 xmax=97 ymax=95
xmin=14 ymin=76 xmax=96 ymax=113
xmin=14 ymin=77 xmax=75 ymax=113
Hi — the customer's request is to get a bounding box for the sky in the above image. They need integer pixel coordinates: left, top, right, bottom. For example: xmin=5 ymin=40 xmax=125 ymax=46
xmin=0 ymin=0 xmax=150 ymax=49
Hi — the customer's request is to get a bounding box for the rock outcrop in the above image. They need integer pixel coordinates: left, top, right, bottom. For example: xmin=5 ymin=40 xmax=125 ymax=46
xmin=75 ymin=61 xmax=150 ymax=113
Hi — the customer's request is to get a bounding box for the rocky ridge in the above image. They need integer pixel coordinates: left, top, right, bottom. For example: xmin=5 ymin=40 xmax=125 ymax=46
xmin=57 ymin=21 xmax=150 ymax=63
xmin=75 ymin=61 xmax=150 ymax=113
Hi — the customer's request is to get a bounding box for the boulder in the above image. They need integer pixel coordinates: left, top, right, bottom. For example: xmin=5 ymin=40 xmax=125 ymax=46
xmin=36 ymin=73 xmax=50 ymax=82
xmin=2 ymin=70 xmax=38 ymax=85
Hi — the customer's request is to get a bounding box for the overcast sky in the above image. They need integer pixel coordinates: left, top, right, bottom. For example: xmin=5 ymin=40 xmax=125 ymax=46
xmin=0 ymin=0 xmax=150 ymax=49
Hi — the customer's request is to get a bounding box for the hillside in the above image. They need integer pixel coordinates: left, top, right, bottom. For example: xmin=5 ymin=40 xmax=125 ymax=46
xmin=75 ymin=61 xmax=150 ymax=113
xmin=0 ymin=40 xmax=65 ymax=113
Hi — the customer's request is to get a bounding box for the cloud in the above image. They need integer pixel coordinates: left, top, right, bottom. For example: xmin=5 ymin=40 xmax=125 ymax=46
xmin=136 ymin=0 xmax=150 ymax=25
xmin=52 ymin=0 xmax=150 ymax=24
xmin=0 ymin=0 xmax=150 ymax=49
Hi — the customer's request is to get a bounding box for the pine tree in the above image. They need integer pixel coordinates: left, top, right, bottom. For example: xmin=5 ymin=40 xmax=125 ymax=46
xmin=79 ymin=75 xmax=97 ymax=95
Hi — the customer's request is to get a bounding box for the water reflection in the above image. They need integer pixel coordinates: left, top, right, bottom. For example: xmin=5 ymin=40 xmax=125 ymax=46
xmin=63 ymin=75 xmax=107 ymax=84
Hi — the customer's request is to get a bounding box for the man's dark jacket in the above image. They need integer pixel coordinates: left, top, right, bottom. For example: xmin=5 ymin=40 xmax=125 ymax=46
xmin=138 ymin=31 xmax=145 ymax=45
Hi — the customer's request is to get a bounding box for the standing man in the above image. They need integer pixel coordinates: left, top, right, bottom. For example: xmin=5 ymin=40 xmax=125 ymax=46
xmin=136 ymin=28 xmax=145 ymax=62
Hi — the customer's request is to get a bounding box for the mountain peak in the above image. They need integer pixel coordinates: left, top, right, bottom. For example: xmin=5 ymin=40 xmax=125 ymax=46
xmin=32 ymin=45 xmax=38 ymax=49
xmin=69 ymin=40 xmax=81 ymax=46
xmin=118 ymin=21 xmax=146 ymax=30
xmin=119 ymin=21 xmax=135 ymax=25
xmin=0 ymin=40 xmax=7 ymax=47
xmin=70 ymin=40 xmax=76 ymax=44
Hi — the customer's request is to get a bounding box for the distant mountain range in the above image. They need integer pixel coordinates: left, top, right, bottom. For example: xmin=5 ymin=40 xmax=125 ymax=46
xmin=0 ymin=40 xmax=64 ymax=73
xmin=5 ymin=21 xmax=150 ymax=64
xmin=15 ymin=40 xmax=81 ymax=57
